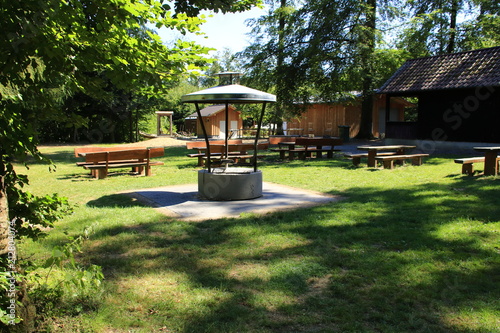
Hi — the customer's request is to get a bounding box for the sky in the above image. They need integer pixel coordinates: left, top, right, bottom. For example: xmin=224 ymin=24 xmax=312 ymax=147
xmin=155 ymin=6 xmax=268 ymax=54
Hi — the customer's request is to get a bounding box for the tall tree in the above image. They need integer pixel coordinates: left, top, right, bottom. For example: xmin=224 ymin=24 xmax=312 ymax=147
xmin=244 ymin=0 xmax=391 ymax=138
xmin=356 ymin=0 xmax=378 ymax=139
xmin=239 ymin=0 xmax=300 ymax=135
xmin=0 ymin=0 xmax=261 ymax=327
xmin=398 ymin=0 xmax=500 ymax=56
xmin=0 ymin=0 xmax=261 ymax=251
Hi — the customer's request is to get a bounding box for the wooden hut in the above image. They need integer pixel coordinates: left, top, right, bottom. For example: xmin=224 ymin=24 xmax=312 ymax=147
xmin=285 ymin=94 xmax=412 ymax=138
xmin=185 ymin=104 xmax=243 ymax=138
xmin=378 ymin=46 xmax=500 ymax=143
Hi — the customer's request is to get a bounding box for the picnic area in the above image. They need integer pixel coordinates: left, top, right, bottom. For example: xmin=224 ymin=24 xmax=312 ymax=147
xmin=19 ymin=136 xmax=500 ymax=332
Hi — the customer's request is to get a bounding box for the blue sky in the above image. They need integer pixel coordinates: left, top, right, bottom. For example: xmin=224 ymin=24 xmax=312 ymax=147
xmin=156 ymin=6 xmax=267 ymax=54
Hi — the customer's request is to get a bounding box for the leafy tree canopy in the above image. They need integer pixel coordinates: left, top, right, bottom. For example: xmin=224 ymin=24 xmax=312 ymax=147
xmin=0 ymin=0 xmax=262 ymax=250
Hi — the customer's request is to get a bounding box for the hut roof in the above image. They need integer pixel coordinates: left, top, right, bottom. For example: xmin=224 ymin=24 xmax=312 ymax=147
xmin=186 ymin=104 xmax=237 ymax=119
xmin=378 ymin=46 xmax=500 ymax=94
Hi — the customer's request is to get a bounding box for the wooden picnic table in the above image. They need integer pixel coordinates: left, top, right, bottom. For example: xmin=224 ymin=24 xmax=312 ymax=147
xmin=277 ymin=141 xmax=297 ymax=159
xmin=194 ymin=142 xmax=268 ymax=154
xmin=76 ymin=147 xmax=164 ymax=179
xmin=192 ymin=142 xmax=269 ymax=166
xmin=473 ymin=146 xmax=500 ymax=176
xmin=357 ymin=145 xmax=416 ymax=167
xmin=272 ymin=137 xmax=342 ymax=160
xmin=185 ymin=139 xmax=243 ymax=166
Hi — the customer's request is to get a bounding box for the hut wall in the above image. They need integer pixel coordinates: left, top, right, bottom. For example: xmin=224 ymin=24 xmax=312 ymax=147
xmin=417 ymin=88 xmax=500 ymax=142
xmin=286 ymin=104 xmax=347 ymax=137
xmin=196 ymin=108 xmax=242 ymax=138
xmin=285 ymin=94 xmax=406 ymax=138
xmin=373 ymin=95 xmax=406 ymax=138
xmin=184 ymin=119 xmax=197 ymax=133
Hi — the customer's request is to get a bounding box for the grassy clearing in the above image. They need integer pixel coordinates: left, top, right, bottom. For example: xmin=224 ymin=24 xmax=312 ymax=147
xmin=17 ymin=144 xmax=500 ymax=332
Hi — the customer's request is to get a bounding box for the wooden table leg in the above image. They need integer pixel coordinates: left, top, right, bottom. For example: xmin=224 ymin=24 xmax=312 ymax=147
xmin=287 ymin=144 xmax=296 ymax=161
xmin=316 ymin=146 xmax=323 ymax=159
xmin=367 ymin=150 xmax=376 ymax=167
xmin=484 ymin=151 xmax=498 ymax=176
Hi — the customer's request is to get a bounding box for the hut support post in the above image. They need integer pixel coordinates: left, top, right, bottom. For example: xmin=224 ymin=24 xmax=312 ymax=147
xmin=195 ymin=103 xmax=212 ymax=173
xmin=254 ymin=103 xmax=267 ymax=172
xmin=225 ymin=102 xmax=229 ymax=159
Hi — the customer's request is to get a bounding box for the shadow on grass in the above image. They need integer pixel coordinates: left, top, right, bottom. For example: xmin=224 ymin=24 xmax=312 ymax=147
xmin=87 ymin=194 xmax=147 ymax=208
xmin=76 ymin=173 xmax=500 ymax=332
xmin=24 ymin=149 xmax=76 ymax=165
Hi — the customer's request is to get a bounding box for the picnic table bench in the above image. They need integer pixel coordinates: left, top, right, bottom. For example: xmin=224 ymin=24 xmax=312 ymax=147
xmin=201 ymin=142 xmax=269 ymax=166
xmin=269 ymin=136 xmax=297 ymax=160
xmin=288 ymin=138 xmax=343 ymax=160
xmin=454 ymin=156 xmax=500 ymax=175
xmin=356 ymin=145 xmax=421 ymax=167
xmin=74 ymin=146 xmax=138 ymax=166
xmin=77 ymin=147 xmax=164 ymax=179
xmin=344 ymin=152 xmax=398 ymax=166
xmin=186 ymin=139 xmax=243 ymax=166
xmin=375 ymin=153 xmax=429 ymax=169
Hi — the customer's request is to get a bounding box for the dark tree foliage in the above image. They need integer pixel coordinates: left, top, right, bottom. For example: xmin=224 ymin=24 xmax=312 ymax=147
xmin=398 ymin=0 xmax=500 ymax=57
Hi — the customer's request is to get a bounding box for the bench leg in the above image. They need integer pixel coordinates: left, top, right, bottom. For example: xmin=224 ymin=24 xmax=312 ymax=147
xmin=132 ymin=166 xmax=144 ymax=174
xmin=96 ymin=168 xmax=107 ymax=179
xmin=411 ymin=157 xmax=423 ymax=166
xmin=326 ymin=151 xmax=333 ymax=159
xmin=352 ymin=156 xmax=361 ymax=166
xmin=145 ymin=166 xmax=152 ymax=176
xmin=383 ymin=160 xmax=394 ymax=169
xmin=367 ymin=151 xmax=377 ymax=167
xmin=462 ymin=164 xmax=474 ymax=175
xmin=279 ymin=151 xmax=286 ymax=160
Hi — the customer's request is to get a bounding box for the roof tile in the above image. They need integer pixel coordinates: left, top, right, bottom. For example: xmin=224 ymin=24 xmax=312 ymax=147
xmin=378 ymin=46 xmax=500 ymax=94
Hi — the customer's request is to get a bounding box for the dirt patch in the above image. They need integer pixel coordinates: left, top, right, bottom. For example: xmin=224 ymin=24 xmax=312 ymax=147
xmin=39 ymin=136 xmax=186 ymax=149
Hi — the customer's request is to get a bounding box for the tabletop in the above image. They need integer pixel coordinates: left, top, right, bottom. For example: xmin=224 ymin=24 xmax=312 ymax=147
xmin=473 ymin=146 xmax=500 ymax=151
xmin=357 ymin=145 xmax=416 ymax=151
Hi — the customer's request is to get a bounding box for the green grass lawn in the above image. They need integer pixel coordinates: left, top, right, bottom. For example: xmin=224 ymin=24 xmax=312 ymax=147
xmin=17 ymin=144 xmax=500 ymax=332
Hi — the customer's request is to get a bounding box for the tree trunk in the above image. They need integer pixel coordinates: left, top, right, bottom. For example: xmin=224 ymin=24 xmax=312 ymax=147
xmin=0 ymin=173 xmax=9 ymax=256
xmin=274 ymin=0 xmax=287 ymax=136
xmin=356 ymin=0 xmax=376 ymax=139
xmin=447 ymin=0 xmax=458 ymax=53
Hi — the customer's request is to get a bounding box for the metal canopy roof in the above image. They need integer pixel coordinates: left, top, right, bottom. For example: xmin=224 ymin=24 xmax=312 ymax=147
xmin=181 ymin=84 xmax=276 ymax=104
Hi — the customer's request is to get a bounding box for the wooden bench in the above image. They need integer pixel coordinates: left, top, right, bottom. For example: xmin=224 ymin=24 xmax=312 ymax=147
xmin=344 ymin=152 xmax=397 ymax=166
xmin=203 ymin=143 xmax=269 ymax=166
xmin=81 ymin=147 xmax=164 ymax=179
xmin=186 ymin=140 xmax=243 ymax=166
xmin=289 ymin=138 xmax=343 ymax=160
xmin=269 ymin=137 xmax=297 ymax=160
xmin=375 ymin=154 xmax=429 ymax=169
xmin=74 ymin=146 xmax=139 ymax=167
xmin=454 ymin=156 xmax=500 ymax=175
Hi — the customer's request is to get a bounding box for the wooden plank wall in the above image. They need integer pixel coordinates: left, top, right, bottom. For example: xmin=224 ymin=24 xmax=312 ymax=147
xmin=287 ymin=104 xmax=357 ymax=137
xmin=285 ymin=95 xmax=408 ymax=138
xmin=196 ymin=109 xmax=242 ymax=137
